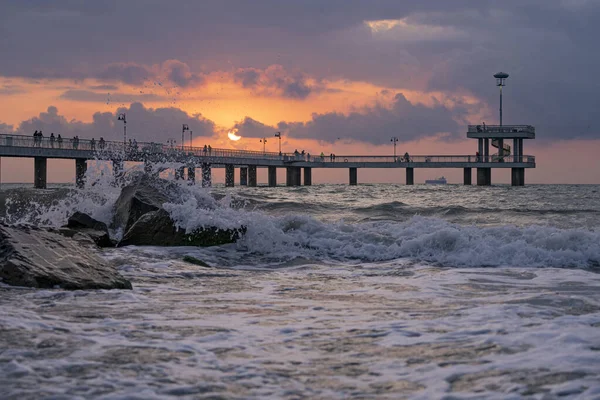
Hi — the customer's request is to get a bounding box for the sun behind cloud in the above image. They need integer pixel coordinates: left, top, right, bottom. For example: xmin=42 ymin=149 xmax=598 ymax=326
xmin=227 ymin=130 xmax=241 ymax=141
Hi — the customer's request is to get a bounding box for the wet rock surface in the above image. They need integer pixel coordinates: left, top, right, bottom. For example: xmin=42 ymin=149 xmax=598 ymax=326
xmin=110 ymin=174 xmax=171 ymax=234
xmin=61 ymin=212 xmax=114 ymax=247
xmin=111 ymin=173 xmax=245 ymax=247
xmin=119 ymin=209 xmax=244 ymax=247
xmin=0 ymin=224 xmax=131 ymax=290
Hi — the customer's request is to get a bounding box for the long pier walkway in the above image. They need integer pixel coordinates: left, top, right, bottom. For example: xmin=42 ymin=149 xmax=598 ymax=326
xmin=0 ymin=124 xmax=536 ymax=188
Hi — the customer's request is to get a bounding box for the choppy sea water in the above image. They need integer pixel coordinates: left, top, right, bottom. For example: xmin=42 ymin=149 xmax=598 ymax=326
xmin=1 ymin=178 xmax=600 ymax=399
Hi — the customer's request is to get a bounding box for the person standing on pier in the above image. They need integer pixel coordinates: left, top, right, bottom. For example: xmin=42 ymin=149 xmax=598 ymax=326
xmin=38 ymin=131 xmax=43 ymax=147
xmin=32 ymin=131 xmax=38 ymax=147
xmin=99 ymin=137 xmax=105 ymax=150
xmin=57 ymin=134 xmax=63 ymax=148
xmin=90 ymin=138 xmax=96 ymax=150
xmin=50 ymin=133 xmax=55 ymax=148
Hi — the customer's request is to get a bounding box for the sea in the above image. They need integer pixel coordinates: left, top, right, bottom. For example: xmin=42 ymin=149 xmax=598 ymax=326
xmin=1 ymin=175 xmax=599 ymax=399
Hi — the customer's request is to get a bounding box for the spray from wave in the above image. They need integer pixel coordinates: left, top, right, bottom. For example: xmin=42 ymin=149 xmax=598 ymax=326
xmin=2 ymin=164 xmax=599 ymax=269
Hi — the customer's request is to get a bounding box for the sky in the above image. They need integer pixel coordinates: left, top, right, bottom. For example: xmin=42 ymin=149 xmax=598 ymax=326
xmin=0 ymin=0 xmax=599 ymax=184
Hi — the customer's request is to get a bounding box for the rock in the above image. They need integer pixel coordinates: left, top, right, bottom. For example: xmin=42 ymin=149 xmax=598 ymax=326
xmin=57 ymin=227 xmax=115 ymax=248
xmin=110 ymin=173 xmax=173 ymax=234
xmin=119 ymin=209 xmax=244 ymax=247
xmin=67 ymin=211 xmax=109 ymax=232
xmin=61 ymin=212 xmax=114 ymax=247
xmin=182 ymin=256 xmax=213 ymax=268
xmin=0 ymin=224 xmax=132 ymax=290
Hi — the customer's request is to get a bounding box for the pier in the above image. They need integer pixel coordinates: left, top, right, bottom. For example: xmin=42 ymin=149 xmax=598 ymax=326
xmin=0 ymin=123 xmax=535 ymax=188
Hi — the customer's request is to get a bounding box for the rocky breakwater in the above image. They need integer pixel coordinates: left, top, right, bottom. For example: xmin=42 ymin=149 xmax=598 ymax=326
xmin=110 ymin=173 xmax=245 ymax=247
xmin=0 ymin=224 xmax=132 ymax=290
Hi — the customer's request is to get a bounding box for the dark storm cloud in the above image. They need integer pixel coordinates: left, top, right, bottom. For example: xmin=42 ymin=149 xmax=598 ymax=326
xmin=11 ymin=103 xmax=216 ymax=144
xmin=234 ymin=91 xmax=469 ymax=144
xmin=1 ymin=1 xmax=599 ymax=141
xmin=281 ymin=93 xmax=468 ymax=145
xmin=232 ymin=117 xmax=276 ymax=138
xmin=96 ymin=64 xmax=152 ymax=86
xmin=60 ymin=89 xmax=166 ymax=103
xmin=233 ymin=65 xmax=322 ymax=99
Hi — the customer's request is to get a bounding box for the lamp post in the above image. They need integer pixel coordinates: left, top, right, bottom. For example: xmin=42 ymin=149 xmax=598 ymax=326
xmin=117 ymin=113 xmax=126 ymax=150
xmin=493 ymin=72 xmax=509 ymax=126
xmin=189 ymin=131 xmax=193 ymax=150
xmin=274 ymin=132 xmax=281 ymax=155
xmin=260 ymin=137 xmax=267 ymax=154
xmin=390 ymin=136 xmax=398 ymax=160
xmin=182 ymin=124 xmax=189 ymax=150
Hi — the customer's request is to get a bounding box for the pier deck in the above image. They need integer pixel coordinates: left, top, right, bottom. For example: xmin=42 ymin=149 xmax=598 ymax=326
xmin=0 ymin=132 xmax=536 ymax=188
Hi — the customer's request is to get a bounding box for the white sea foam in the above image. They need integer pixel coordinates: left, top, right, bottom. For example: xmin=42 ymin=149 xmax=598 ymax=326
xmin=5 ymin=169 xmax=600 ymax=268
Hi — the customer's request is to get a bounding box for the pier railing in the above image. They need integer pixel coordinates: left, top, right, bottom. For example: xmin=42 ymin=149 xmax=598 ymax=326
xmin=0 ymin=133 xmax=535 ymax=164
xmin=467 ymin=125 xmax=535 ymax=134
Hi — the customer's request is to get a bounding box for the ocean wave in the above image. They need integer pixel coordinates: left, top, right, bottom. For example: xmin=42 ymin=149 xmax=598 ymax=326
xmin=236 ymin=215 xmax=600 ymax=269
xmin=3 ymin=170 xmax=599 ymax=269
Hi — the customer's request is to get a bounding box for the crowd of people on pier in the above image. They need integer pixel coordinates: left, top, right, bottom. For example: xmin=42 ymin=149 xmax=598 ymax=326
xmin=25 ymin=131 xmax=427 ymax=164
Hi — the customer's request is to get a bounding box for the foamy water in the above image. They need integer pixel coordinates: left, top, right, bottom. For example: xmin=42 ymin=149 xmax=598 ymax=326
xmin=1 ymin=171 xmax=600 ymax=398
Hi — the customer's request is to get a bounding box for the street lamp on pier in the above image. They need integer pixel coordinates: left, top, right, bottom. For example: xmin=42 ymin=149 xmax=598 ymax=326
xmin=493 ymin=72 xmax=509 ymax=126
xmin=117 ymin=113 xmax=126 ymax=150
xmin=390 ymin=136 xmax=398 ymax=160
xmin=182 ymin=124 xmax=189 ymax=150
xmin=260 ymin=137 xmax=268 ymax=154
xmin=189 ymin=131 xmax=193 ymax=150
xmin=274 ymin=132 xmax=282 ymax=155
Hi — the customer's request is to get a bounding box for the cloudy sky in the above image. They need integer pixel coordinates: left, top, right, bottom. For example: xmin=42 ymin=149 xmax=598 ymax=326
xmin=1 ymin=0 xmax=599 ymax=183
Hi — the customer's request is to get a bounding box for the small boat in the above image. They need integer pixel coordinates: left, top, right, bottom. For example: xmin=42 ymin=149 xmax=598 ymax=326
xmin=425 ymin=176 xmax=447 ymax=185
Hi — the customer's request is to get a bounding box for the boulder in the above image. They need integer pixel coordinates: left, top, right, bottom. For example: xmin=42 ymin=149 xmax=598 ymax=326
xmin=67 ymin=211 xmax=109 ymax=232
xmin=119 ymin=209 xmax=244 ymax=247
xmin=61 ymin=212 xmax=114 ymax=247
xmin=0 ymin=224 xmax=132 ymax=290
xmin=110 ymin=173 xmax=173 ymax=234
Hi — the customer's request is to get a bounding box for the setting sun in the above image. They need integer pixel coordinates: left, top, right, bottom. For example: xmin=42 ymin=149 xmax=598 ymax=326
xmin=227 ymin=130 xmax=242 ymax=141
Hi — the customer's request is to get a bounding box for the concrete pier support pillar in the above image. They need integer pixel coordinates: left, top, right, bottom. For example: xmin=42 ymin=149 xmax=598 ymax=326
xmin=75 ymin=159 xmax=87 ymax=189
xmin=225 ymin=165 xmax=235 ymax=187
xmin=268 ymin=166 xmax=277 ymax=187
xmin=293 ymin=167 xmax=301 ymax=186
xmin=113 ymin=159 xmax=124 ymax=185
xmin=286 ymin=167 xmax=293 ymax=186
xmin=463 ymin=167 xmax=472 ymax=185
xmin=406 ymin=168 xmax=414 ymax=185
xmin=201 ymin=163 xmax=212 ymax=187
xmin=240 ymin=167 xmax=248 ymax=186
xmin=511 ymin=168 xmax=525 ymax=186
xmin=187 ymin=166 xmax=195 ymax=185
xmin=478 ymin=139 xmax=483 ymax=159
xmin=303 ymin=167 xmax=312 ymax=186
xmin=349 ymin=167 xmax=357 ymax=186
xmin=175 ymin=166 xmax=185 ymax=180
xmin=248 ymin=165 xmax=257 ymax=187
xmin=484 ymin=139 xmax=489 ymax=162
xmin=286 ymin=167 xmax=300 ymax=186
xmin=519 ymin=139 xmax=524 ymax=162
xmin=477 ymin=168 xmax=491 ymax=186
xmin=498 ymin=139 xmax=504 ymax=157
xmin=34 ymin=157 xmax=47 ymax=189
xmin=513 ymin=138 xmax=519 ymax=161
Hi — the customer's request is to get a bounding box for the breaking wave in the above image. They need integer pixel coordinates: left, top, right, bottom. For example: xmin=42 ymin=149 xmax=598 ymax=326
xmin=1 ymin=167 xmax=599 ymax=269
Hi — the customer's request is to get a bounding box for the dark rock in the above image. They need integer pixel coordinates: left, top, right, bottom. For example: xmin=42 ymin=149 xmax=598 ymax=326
xmin=57 ymin=227 xmax=115 ymax=248
xmin=67 ymin=211 xmax=108 ymax=232
xmin=62 ymin=212 xmax=114 ymax=247
xmin=110 ymin=174 xmax=169 ymax=234
xmin=119 ymin=209 xmax=244 ymax=247
xmin=0 ymin=224 xmax=132 ymax=290
xmin=182 ymin=256 xmax=213 ymax=268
